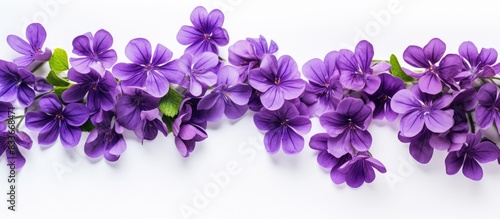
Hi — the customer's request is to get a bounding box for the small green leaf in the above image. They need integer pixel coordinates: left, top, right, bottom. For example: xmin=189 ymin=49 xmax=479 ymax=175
xmin=53 ymin=86 xmax=70 ymax=98
xmin=162 ymin=115 xmax=174 ymax=134
xmin=49 ymin=48 xmax=69 ymax=73
xmin=389 ymin=54 xmax=414 ymax=83
xmin=159 ymin=87 xmax=184 ymax=118
xmin=46 ymin=71 xmax=70 ymax=87
xmin=80 ymin=119 xmax=95 ymax=132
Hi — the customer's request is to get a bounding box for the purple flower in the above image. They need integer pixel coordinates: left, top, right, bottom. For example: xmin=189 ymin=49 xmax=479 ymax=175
xmin=301 ymin=51 xmax=343 ymax=116
xmin=7 ymin=23 xmax=52 ymax=71
xmin=248 ymin=55 xmax=305 ymax=110
xmin=25 ymin=94 xmax=89 ymax=147
xmin=62 ymin=68 xmax=117 ymax=114
xmin=228 ymin=35 xmax=278 ymax=80
xmin=85 ymin=111 xmax=126 ymax=162
xmin=337 ymin=40 xmax=388 ymax=94
xmin=177 ymin=6 xmax=229 ymax=56
xmin=112 ymin=38 xmax=179 ymax=97
xmin=254 ymin=102 xmax=312 ymax=154
xmin=309 ymin=133 xmax=353 ymax=184
xmin=445 ymin=132 xmax=499 ymax=181
xmin=0 ymin=125 xmax=32 ymax=169
xmin=319 ymin=98 xmax=373 ymax=157
xmin=134 ymin=108 xmax=168 ymax=142
xmin=458 ymin=41 xmax=497 ymax=88
xmin=447 ymin=88 xmax=477 ymax=124
xmin=475 ymin=83 xmax=500 ymax=133
xmin=429 ymin=123 xmax=468 ymax=152
xmin=398 ymin=128 xmax=434 ymax=163
xmin=175 ymin=52 xmax=219 ymax=97
xmin=334 ymin=153 xmax=386 ymax=188
xmin=0 ymin=60 xmax=35 ymax=107
xmin=391 ymin=85 xmax=454 ymax=138
xmin=403 ymin=38 xmax=463 ymax=94
xmin=198 ymin=66 xmax=252 ymax=122
xmin=173 ymin=99 xmax=208 ymax=157
xmin=115 ymin=87 xmax=160 ymax=131
xmin=364 ymin=73 xmax=405 ymax=122
xmin=69 ymin=29 xmax=117 ymax=74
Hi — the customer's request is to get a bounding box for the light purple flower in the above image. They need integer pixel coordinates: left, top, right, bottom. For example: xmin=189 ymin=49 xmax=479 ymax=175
xmin=319 ymin=98 xmax=372 ymax=157
xmin=403 ymin=38 xmax=464 ymax=94
xmin=173 ymin=99 xmax=208 ymax=157
xmin=301 ymin=51 xmax=343 ymax=116
xmin=69 ymin=29 xmax=117 ymax=74
xmin=134 ymin=108 xmax=168 ymax=143
xmin=364 ymin=73 xmax=405 ymax=122
xmin=248 ymin=55 xmax=305 ymax=110
xmin=475 ymin=83 xmax=500 ymax=133
xmin=334 ymin=152 xmax=386 ymax=188
xmin=7 ymin=23 xmax=52 ymax=71
xmin=0 ymin=60 xmax=35 ymax=107
xmin=112 ymin=38 xmax=179 ymax=97
xmin=458 ymin=41 xmax=497 ymax=88
xmin=85 ymin=111 xmax=126 ymax=162
xmin=198 ymin=66 xmax=252 ymax=121
xmin=177 ymin=6 xmax=229 ymax=56
xmin=115 ymin=87 xmax=160 ymax=131
xmin=25 ymin=94 xmax=89 ymax=147
xmin=445 ymin=132 xmax=499 ymax=181
xmin=62 ymin=68 xmax=117 ymax=114
xmin=254 ymin=102 xmax=312 ymax=154
xmin=0 ymin=126 xmax=32 ymax=170
xmin=175 ymin=52 xmax=219 ymax=97
xmin=228 ymin=35 xmax=278 ymax=80
xmin=391 ymin=85 xmax=454 ymax=138
xmin=337 ymin=40 xmax=389 ymax=94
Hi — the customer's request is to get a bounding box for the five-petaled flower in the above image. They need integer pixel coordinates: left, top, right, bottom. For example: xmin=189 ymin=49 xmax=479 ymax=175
xmin=7 ymin=23 xmax=52 ymax=71
xmin=70 ymin=29 xmax=117 ymax=75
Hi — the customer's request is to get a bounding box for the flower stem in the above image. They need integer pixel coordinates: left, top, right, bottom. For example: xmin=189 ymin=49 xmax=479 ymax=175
xmin=16 ymin=115 xmax=25 ymax=130
xmin=467 ymin=111 xmax=475 ymax=133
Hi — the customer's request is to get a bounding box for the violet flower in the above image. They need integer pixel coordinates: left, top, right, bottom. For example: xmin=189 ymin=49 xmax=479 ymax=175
xmin=62 ymin=68 xmax=117 ymax=114
xmin=301 ymin=51 xmax=343 ymax=116
xmin=7 ymin=23 xmax=52 ymax=71
xmin=177 ymin=6 xmax=229 ymax=56
xmin=309 ymin=133 xmax=353 ymax=185
xmin=334 ymin=152 xmax=387 ymax=188
xmin=458 ymin=41 xmax=497 ymax=88
xmin=175 ymin=52 xmax=219 ymax=97
xmin=402 ymin=38 xmax=464 ymax=94
xmin=254 ymin=102 xmax=311 ymax=154
xmin=198 ymin=66 xmax=252 ymax=122
xmin=85 ymin=111 xmax=126 ymax=162
xmin=69 ymin=29 xmax=117 ymax=74
xmin=445 ymin=132 xmax=499 ymax=181
xmin=475 ymin=83 xmax=500 ymax=133
xmin=228 ymin=35 xmax=278 ymax=80
xmin=447 ymin=88 xmax=477 ymax=124
xmin=0 ymin=60 xmax=36 ymax=107
xmin=134 ymin=109 xmax=168 ymax=143
xmin=429 ymin=123 xmax=468 ymax=152
xmin=25 ymin=94 xmax=89 ymax=147
xmin=173 ymin=99 xmax=208 ymax=157
xmin=115 ymin=87 xmax=160 ymax=131
xmin=0 ymin=126 xmax=32 ymax=170
xmin=319 ymin=98 xmax=372 ymax=157
xmin=398 ymin=128 xmax=434 ymax=164
xmin=248 ymin=55 xmax=305 ymax=110
xmin=112 ymin=38 xmax=179 ymax=97
xmin=391 ymin=85 xmax=454 ymax=138
xmin=364 ymin=73 xmax=405 ymax=122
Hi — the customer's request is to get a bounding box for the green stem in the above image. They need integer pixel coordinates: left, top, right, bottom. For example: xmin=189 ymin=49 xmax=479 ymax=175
xmin=16 ymin=115 xmax=25 ymax=130
xmin=467 ymin=111 xmax=475 ymax=133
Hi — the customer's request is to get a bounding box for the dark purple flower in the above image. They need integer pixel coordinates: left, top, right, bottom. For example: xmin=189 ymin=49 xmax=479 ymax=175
xmin=403 ymin=38 xmax=464 ymax=94
xmin=302 ymin=51 xmax=343 ymax=116
xmin=25 ymin=94 xmax=89 ymax=147
xmin=319 ymin=98 xmax=372 ymax=157
xmin=363 ymin=73 xmax=405 ymax=122
xmin=84 ymin=111 xmax=126 ymax=162
xmin=0 ymin=126 xmax=32 ymax=170
xmin=228 ymin=35 xmax=278 ymax=80
xmin=447 ymin=88 xmax=477 ymax=124
xmin=134 ymin=108 xmax=168 ymax=142
xmin=475 ymin=83 xmax=500 ymax=133
xmin=248 ymin=55 xmax=305 ymax=110
xmin=309 ymin=133 xmax=353 ymax=184
xmin=112 ymin=38 xmax=179 ymax=97
xmin=429 ymin=123 xmax=468 ymax=152
xmin=398 ymin=128 xmax=434 ymax=164
xmin=175 ymin=52 xmax=219 ymax=97
xmin=115 ymin=87 xmax=160 ymax=131
xmin=445 ymin=132 xmax=499 ymax=181
xmin=337 ymin=40 xmax=388 ymax=94
xmin=173 ymin=99 xmax=208 ymax=157
xmin=254 ymin=102 xmax=311 ymax=154
xmin=458 ymin=41 xmax=497 ymax=88
xmin=198 ymin=66 xmax=252 ymax=121
xmin=177 ymin=6 xmax=229 ymax=56
xmin=62 ymin=68 xmax=117 ymax=114
xmin=0 ymin=60 xmax=35 ymax=107
xmin=69 ymin=29 xmax=117 ymax=74
xmin=391 ymin=85 xmax=454 ymax=138
xmin=334 ymin=152 xmax=386 ymax=188
xmin=7 ymin=23 xmax=52 ymax=71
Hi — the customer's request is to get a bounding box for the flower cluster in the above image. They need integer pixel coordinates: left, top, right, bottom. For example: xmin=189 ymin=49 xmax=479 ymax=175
xmin=1 ymin=6 xmax=500 ymax=187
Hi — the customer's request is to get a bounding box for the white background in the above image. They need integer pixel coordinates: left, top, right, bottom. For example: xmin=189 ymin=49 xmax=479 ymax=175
xmin=1 ymin=0 xmax=500 ymax=218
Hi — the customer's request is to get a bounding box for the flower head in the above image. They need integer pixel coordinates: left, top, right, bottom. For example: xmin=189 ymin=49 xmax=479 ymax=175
xmin=0 ymin=60 xmax=35 ymax=107
xmin=69 ymin=29 xmax=117 ymax=74
xmin=173 ymin=98 xmax=208 ymax=157
xmin=176 ymin=52 xmax=219 ymax=97
xmin=134 ymin=108 xmax=168 ymax=142
xmin=7 ymin=23 xmax=52 ymax=71
xmin=458 ymin=41 xmax=497 ymax=88
xmin=84 ymin=111 xmax=126 ymax=162
xmin=177 ymin=6 xmax=229 ymax=56
xmin=25 ymin=94 xmax=90 ymax=147
xmin=115 ymin=87 xmax=160 ymax=131
xmin=364 ymin=73 xmax=405 ymax=122
xmin=334 ymin=153 xmax=386 ymax=188
xmin=228 ymin=35 xmax=278 ymax=80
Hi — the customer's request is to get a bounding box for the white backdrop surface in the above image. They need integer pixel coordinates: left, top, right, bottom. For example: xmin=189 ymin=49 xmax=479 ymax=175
xmin=1 ymin=0 xmax=499 ymax=218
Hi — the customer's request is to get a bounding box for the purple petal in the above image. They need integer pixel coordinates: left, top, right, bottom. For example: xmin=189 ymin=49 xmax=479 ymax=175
xmin=479 ymin=48 xmax=497 ymax=66
xmin=330 ymin=167 xmax=347 ymax=185
xmin=190 ymin=6 xmax=209 ymax=29
xmin=152 ymin=43 xmax=173 ymax=66
xmin=38 ymin=94 xmax=62 ymax=114
xmin=193 ymin=52 xmax=219 ymax=71
xmin=363 ymin=74 xmax=381 ymax=95
xmin=38 ymin=120 xmax=59 ymax=145
xmin=203 ymin=96 xmax=225 ymax=122
xmin=409 ymin=130 xmax=434 ymax=164
xmin=69 ymin=57 xmax=92 ymax=73
xmin=350 ymin=130 xmax=372 ymax=152
xmin=108 ymin=136 xmax=127 ymax=156
xmin=424 ymin=110 xmax=454 ymax=133
xmin=145 ymin=71 xmax=169 ymax=97
xmin=226 ymin=84 xmax=252 ymax=105
xmin=320 ymin=112 xmax=347 ymax=136
xmin=26 ymin=23 xmax=47 ymax=49
xmin=260 ymin=86 xmax=285 ymax=110
xmin=445 ymin=151 xmax=464 ymax=175
xmin=281 ymin=128 xmax=304 ymax=154
xmin=462 ymin=156 xmax=483 ymax=181
xmin=224 ymin=100 xmax=248 ymax=120
xmin=339 ymin=71 xmax=365 ymax=91
xmin=93 ymin=29 xmax=113 ymax=53
xmin=84 ymin=130 xmax=105 ymax=158
xmin=63 ymin=103 xmax=90 ymax=126
xmin=17 ymin=83 xmax=35 ymax=107
xmin=309 ymin=133 xmax=329 ymax=151
xmin=217 ymin=65 xmax=239 ymax=86
xmin=475 ymin=106 xmax=495 ymax=129
xmin=253 ymin=110 xmax=276 ymax=131
xmin=175 ymin=137 xmax=190 ymax=157
xmin=211 ymin=27 xmax=229 ymax=46
xmin=112 ymin=63 xmax=144 ymax=81
xmin=264 ymin=128 xmax=282 ymax=155
xmin=403 ymin=46 xmax=430 ymax=68
xmin=97 ymin=49 xmax=117 ymax=70
xmin=60 ymin=122 xmax=82 ymax=148
xmin=177 ymin=26 xmax=203 ymax=45
xmin=354 ymin=40 xmax=374 ymax=72
xmin=6 ymin=146 xmax=26 ymax=170
xmin=72 ymin=35 xmax=92 ymax=57
xmin=423 ymin=38 xmax=446 ymax=64
xmin=125 ymin=38 xmax=152 ymax=65
xmin=400 ymin=110 xmax=425 ymax=138
xmin=34 ymin=76 xmax=53 ymax=92
xmin=302 ymin=58 xmax=328 ymax=85
xmin=327 ymin=131 xmax=351 ymax=157
xmin=287 ymin=116 xmax=312 ymax=135
xmin=477 ymin=82 xmax=497 ymax=107
xmin=459 ymin=41 xmax=479 ymax=66
xmin=318 ymin=151 xmax=338 ymax=168
xmin=7 ymin=35 xmax=33 ymax=55
xmin=418 ymin=73 xmax=442 ymax=95
xmin=280 ymin=79 xmax=305 ymax=100
xmin=25 ymin=111 xmax=52 ymax=130
xmin=473 ymin=142 xmax=500 ymax=163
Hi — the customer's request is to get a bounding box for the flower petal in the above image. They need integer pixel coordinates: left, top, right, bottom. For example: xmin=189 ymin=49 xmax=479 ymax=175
xmin=38 ymin=120 xmax=60 ymax=145
xmin=264 ymin=127 xmax=282 ymax=155
xmin=400 ymin=110 xmax=425 ymax=138
xmin=7 ymin=35 xmax=33 ymax=55
xmin=63 ymin=103 xmax=90 ymax=126
xmin=418 ymin=73 xmax=442 ymax=95
xmin=93 ymin=29 xmax=113 ymax=53
xmin=125 ymin=38 xmax=152 ymax=65
xmin=39 ymin=94 xmax=62 ymax=114
xmin=60 ymin=121 xmax=82 ymax=148
xmin=423 ymin=38 xmax=446 ymax=64
xmin=403 ymin=45 xmax=430 ymax=68
xmin=462 ymin=156 xmax=483 ymax=181
xmin=281 ymin=128 xmax=304 ymax=154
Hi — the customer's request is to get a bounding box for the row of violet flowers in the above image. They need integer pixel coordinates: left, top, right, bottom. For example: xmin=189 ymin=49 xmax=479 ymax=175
xmin=2 ymin=6 xmax=500 ymax=188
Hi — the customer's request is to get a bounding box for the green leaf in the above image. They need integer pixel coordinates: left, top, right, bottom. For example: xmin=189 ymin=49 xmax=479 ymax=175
xmin=159 ymin=87 xmax=184 ymax=118
xmin=46 ymin=71 xmax=70 ymax=86
xmin=389 ymin=54 xmax=414 ymax=83
xmin=162 ymin=115 xmax=174 ymax=134
xmin=53 ymin=86 xmax=70 ymax=98
xmin=49 ymin=48 xmax=69 ymax=73
xmin=80 ymin=119 xmax=95 ymax=132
